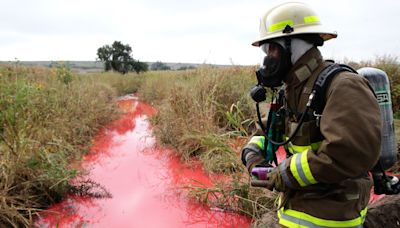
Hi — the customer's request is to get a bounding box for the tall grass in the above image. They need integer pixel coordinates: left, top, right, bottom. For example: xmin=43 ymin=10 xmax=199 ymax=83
xmin=138 ymin=67 xmax=256 ymax=173
xmin=0 ymin=65 xmax=141 ymax=227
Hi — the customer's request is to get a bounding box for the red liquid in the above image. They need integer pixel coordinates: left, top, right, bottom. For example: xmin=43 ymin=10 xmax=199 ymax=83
xmin=36 ymin=96 xmax=251 ymax=228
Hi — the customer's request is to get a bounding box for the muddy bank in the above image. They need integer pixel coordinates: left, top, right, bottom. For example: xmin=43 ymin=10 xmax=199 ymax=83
xmin=365 ymin=194 xmax=400 ymax=228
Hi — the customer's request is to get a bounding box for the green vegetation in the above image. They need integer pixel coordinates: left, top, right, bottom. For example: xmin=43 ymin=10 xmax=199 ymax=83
xmin=97 ymin=41 xmax=148 ymax=74
xmin=0 ymin=64 xmax=141 ymax=227
xmin=150 ymin=61 xmax=171 ymax=71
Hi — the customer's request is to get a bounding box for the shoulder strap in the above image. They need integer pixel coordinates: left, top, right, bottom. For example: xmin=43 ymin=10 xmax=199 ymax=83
xmin=311 ymin=63 xmax=357 ymax=114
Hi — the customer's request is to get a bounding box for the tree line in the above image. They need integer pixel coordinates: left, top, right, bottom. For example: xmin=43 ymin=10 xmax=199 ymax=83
xmin=97 ymin=41 xmax=196 ymax=74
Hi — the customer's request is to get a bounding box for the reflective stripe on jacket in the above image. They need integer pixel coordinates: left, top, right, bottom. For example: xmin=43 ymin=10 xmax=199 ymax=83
xmin=278 ymin=207 xmax=367 ymax=228
xmin=278 ymin=48 xmax=380 ymax=227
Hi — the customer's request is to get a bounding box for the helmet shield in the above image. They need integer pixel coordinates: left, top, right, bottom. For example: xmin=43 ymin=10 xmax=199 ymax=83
xmin=256 ymin=41 xmax=292 ymax=88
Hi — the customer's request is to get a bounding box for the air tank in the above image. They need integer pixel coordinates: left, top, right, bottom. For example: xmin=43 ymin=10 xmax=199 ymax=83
xmin=358 ymin=67 xmax=397 ymax=170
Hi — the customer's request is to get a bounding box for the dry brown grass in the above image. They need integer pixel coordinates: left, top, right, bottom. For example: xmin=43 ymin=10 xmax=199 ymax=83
xmin=0 ymin=64 xmax=141 ymax=227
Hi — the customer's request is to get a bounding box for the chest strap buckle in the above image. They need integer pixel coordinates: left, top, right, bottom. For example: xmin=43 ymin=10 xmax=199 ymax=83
xmin=313 ymin=111 xmax=323 ymax=127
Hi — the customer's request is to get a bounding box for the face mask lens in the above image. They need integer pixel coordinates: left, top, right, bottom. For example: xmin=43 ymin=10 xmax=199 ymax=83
xmin=261 ymin=43 xmax=269 ymax=55
xmin=256 ymin=40 xmax=291 ymax=88
xmin=260 ymin=42 xmax=282 ymax=66
xmin=260 ymin=43 xmax=269 ymax=67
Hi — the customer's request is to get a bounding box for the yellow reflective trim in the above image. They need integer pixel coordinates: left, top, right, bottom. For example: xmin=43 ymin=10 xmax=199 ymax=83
xmin=249 ymin=136 xmax=265 ymax=150
xmin=284 ymin=136 xmax=322 ymax=154
xmin=268 ymin=20 xmax=294 ymax=32
xmin=291 ymin=144 xmax=310 ymax=153
xmin=301 ymin=151 xmax=317 ymax=184
xmin=290 ymin=154 xmax=306 ymax=187
xmin=310 ymin=141 xmax=321 ymax=151
xmin=278 ymin=211 xmax=309 ymax=228
xmin=279 ymin=207 xmax=368 ymax=227
xmin=304 ymin=16 xmax=320 ymax=24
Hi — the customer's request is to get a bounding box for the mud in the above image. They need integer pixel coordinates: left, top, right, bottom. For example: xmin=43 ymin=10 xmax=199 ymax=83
xmin=365 ymin=194 xmax=400 ymax=228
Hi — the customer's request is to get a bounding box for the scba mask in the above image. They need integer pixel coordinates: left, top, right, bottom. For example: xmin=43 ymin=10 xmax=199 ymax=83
xmin=256 ymin=39 xmax=292 ymax=88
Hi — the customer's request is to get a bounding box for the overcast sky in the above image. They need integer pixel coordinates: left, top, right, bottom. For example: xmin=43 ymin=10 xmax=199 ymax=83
xmin=1 ymin=0 xmax=399 ymax=65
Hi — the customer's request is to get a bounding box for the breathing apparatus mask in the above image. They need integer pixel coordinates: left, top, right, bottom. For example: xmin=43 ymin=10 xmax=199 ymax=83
xmin=250 ymin=37 xmax=315 ymax=148
xmin=255 ymin=39 xmax=292 ymax=88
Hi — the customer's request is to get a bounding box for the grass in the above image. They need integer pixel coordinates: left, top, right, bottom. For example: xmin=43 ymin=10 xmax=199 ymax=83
xmin=0 ymin=64 xmax=142 ymax=227
xmin=186 ymin=174 xmax=277 ymax=219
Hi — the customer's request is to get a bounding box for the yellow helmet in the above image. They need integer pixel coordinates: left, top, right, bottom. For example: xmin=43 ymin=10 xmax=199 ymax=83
xmin=252 ymin=2 xmax=337 ymax=47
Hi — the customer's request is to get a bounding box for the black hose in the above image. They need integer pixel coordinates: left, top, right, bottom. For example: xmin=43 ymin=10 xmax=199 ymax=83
xmin=256 ymin=101 xmax=310 ymax=146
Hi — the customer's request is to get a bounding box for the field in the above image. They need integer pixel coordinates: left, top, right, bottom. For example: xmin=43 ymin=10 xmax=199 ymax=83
xmin=0 ymin=56 xmax=399 ymax=227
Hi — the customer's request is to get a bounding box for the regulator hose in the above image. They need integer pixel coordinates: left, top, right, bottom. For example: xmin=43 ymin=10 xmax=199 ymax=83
xmin=256 ymin=90 xmax=315 ymax=146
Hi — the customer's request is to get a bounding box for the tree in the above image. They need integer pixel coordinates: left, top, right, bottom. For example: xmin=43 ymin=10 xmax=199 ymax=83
xmin=150 ymin=61 xmax=171 ymax=71
xmin=177 ymin=65 xmax=196 ymax=71
xmin=97 ymin=41 xmax=148 ymax=74
xmin=132 ymin=61 xmax=149 ymax=73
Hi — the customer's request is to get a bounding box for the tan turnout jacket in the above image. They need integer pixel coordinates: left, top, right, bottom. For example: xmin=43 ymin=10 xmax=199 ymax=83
xmin=276 ymin=47 xmax=382 ymax=226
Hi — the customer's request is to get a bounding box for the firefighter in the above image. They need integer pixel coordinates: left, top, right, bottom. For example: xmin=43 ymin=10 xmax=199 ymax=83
xmin=241 ymin=2 xmax=381 ymax=227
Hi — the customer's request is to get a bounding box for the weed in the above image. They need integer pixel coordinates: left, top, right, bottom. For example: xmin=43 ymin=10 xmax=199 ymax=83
xmin=187 ymin=174 xmax=276 ymax=219
xmin=0 ymin=65 xmax=143 ymax=227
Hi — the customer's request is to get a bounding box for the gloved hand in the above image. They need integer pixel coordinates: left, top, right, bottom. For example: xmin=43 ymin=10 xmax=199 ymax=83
xmin=250 ymin=167 xmax=286 ymax=192
xmin=373 ymin=174 xmax=400 ymax=195
xmin=241 ymin=148 xmax=265 ymax=173
xmin=241 ymin=136 xmax=267 ymax=172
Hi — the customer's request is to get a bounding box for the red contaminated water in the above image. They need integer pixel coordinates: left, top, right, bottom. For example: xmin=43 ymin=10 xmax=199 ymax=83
xmin=36 ymin=96 xmax=250 ymax=228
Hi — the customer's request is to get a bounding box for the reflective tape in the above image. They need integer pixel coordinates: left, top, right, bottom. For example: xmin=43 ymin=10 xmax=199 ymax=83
xmin=290 ymin=151 xmax=317 ymax=187
xmin=304 ymin=16 xmax=320 ymax=24
xmin=279 ymin=159 xmax=294 ymax=189
xmin=268 ymin=20 xmax=294 ymax=32
xmin=248 ymin=136 xmax=265 ymax=150
xmin=278 ymin=207 xmax=367 ymax=228
xmin=284 ymin=136 xmax=321 ymax=155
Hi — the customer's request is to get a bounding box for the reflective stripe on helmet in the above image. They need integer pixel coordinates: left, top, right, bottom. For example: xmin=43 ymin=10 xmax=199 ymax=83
xmin=248 ymin=136 xmax=265 ymax=150
xmin=278 ymin=207 xmax=367 ymax=228
xmin=304 ymin=16 xmax=320 ymax=24
xmin=252 ymin=2 xmax=337 ymax=46
xmin=268 ymin=20 xmax=294 ymax=32
xmin=290 ymin=151 xmax=317 ymax=187
xmin=268 ymin=16 xmax=321 ymax=33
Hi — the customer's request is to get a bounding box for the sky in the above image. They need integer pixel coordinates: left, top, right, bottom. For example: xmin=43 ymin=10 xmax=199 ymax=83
xmin=1 ymin=0 xmax=400 ymax=65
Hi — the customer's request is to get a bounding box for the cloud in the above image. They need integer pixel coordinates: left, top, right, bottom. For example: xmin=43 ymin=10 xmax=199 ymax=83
xmin=0 ymin=0 xmax=399 ymax=64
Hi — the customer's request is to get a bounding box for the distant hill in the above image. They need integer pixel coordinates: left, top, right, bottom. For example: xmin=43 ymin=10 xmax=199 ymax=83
xmin=0 ymin=61 xmax=232 ymax=73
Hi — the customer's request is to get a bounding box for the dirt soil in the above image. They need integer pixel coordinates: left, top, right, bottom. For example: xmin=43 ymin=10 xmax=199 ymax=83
xmin=364 ymin=194 xmax=400 ymax=228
